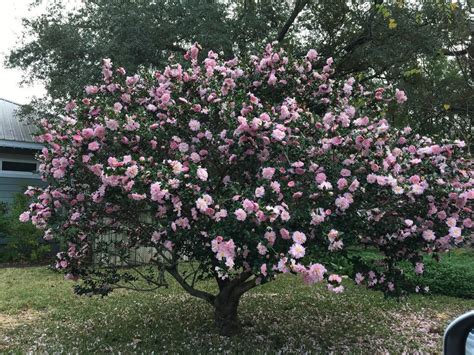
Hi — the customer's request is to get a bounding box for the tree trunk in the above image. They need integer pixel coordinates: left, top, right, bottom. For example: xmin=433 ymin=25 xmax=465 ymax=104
xmin=214 ymin=292 xmax=241 ymax=336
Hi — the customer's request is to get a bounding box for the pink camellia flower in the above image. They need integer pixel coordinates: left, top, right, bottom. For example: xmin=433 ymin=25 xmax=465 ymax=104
xmin=306 ymin=49 xmax=318 ymax=61
xmin=415 ymin=262 xmax=424 ymax=275
xmin=280 ymin=210 xmax=290 ymax=221
xmin=392 ymin=186 xmax=404 ymax=195
xmin=161 ymin=93 xmax=171 ymax=104
xmin=367 ymin=174 xmax=377 ymax=183
xmin=19 ymin=211 xmax=30 ymax=222
xmin=422 ymin=229 xmax=436 ymax=241
xmin=268 ymin=71 xmax=277 ymax=86
xmin=306 ymin=263 xmax=326 ymax=284
xmin=264 ymin=230 xmax=276 ymax=245
xmin=105 ymin=119 xmax=119 ymax=130
xmin=437 ymin=211 xmax=447 ymax=220
xmin=292 ymin=231 xmax=307 ymax=245
xmin=260 ymin=264 xmax=267 ymax=277
xmin=289 ymin=243 xmax=305 ymax=259
xmin=129 ymin=193 xmax=146 ymax=200
xmin=340 ymin=168 xmax=351 ymax=177
xmin=271 ymin=129 xmax=286 ymax=141
xmin=328 ymin=229 xmax=339 ymax=242
xmin=348 ymin=179 xmax=360 ymax=192
xmin=189 ymin=119 xmax=201 ymax=131
xmin=178 ymin=143 xmax=189 ymax=153
xmin=375 ymin=87 xmax=384 ymax=100
xmin=82 ymin=128 xmax=94 ymax=139
xmin=280 ymin=228 xmax=290 ymax=239
xmin=189 ymin=43 xmax=199 ymax=60
xmin=255 ymin=186 xmax=265 ymax=198
xmin=150 ymin=182 xmax=167 ymax=203
xmin=196 ymin=197 xmax=209 ymax=212
xmin=354 ymin=116 xmax=369 ymax=126
xmin=355 ymin=273 xmax=365 ymax=285
xmin=411 ymin=184 xmax=425 ymax=195
xmin=315 ymin=173 xmax=327 ymax=183
xmin=85 ymin=85 xmax=99 ymax=95
xmin=270 ymin=181 xmax=281 ymax=193
xmin=446 ymin=217 xmax=457 ymax=227
xmin=169 ymin=160 xmax=183 ymax=175
xmin=335 ymin=196 xmax=351 ymax=211
xmin=197 ymin=167 xmax=208 ymax=181
xmin=126 ymin=165 xmax=139 ymax=179
xmin=88 ymin=141 xmax=100 ymax=151
xmin=113 ymin=102 xmax=123 ymax=113
xmin=126 ymin=75 xmax=139 ymax=86
xmin=395 ymin=89 xmax=407 ymax=104
xmin=93 ymin=125 xmax=106 ymax=138
xmin=463 ymin=218 xmax=473 ymax=228
xmin=190 ymin=152 xmax=201 ymax=163
xmin=257 ymin=242 xmax=268 ymax=255
xmin=151 ymin=231 xmax=162 ymax=243
xmin=262 ymin=167 xmax=275 ymax=180
xmin=449 ymin=226 xmax=462 ymax=239
xmin=164 ymin=240 xmax=174 ymax=251
xmin=234 ymin=208 xmax=247 ymax=221
xmin=337 ymin=178 xmax=348 ymax=190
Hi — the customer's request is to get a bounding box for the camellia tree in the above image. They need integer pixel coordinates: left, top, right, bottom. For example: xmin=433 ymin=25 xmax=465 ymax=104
xmin=21 ymin=43 xmax=472 ymax=336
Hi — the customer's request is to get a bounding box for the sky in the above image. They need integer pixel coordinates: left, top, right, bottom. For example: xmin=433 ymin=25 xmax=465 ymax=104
xmin=0 ymin=1 xmax=46 ymax=104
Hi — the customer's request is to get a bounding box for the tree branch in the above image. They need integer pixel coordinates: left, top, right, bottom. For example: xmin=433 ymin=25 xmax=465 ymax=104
xmin=276 ymin=0 xmax=310 ymax=42
xmin=166 ymin=265 xmax=216 ymax=305
xmin=234 ymin=278 xmax=257 ymax=297
xmin=442 ymin=48 xmax=468 ymax=56
xmin=165 ymin=44 xmax=187 ymax=54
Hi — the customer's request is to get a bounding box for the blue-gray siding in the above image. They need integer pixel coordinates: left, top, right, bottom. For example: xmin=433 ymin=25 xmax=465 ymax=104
xmin=0 ymin=176 xmax=44 ymax=204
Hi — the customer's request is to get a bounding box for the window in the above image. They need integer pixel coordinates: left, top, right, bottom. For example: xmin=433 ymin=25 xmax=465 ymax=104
xmin=0 ymin=157 xmax=39 ymax=178
xmin=2 ymin=161 xmax=37 ymax=173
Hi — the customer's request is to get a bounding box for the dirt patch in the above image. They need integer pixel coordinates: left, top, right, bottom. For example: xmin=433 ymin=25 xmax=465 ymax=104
xmin=0 ymin=309 xmax=42 ymax=330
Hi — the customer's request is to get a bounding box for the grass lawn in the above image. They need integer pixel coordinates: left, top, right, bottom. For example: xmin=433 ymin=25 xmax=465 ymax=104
xmin=0 ymin=266 xmax=473 ymax=353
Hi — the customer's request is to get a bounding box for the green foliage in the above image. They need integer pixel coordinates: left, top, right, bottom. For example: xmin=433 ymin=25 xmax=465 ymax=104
xmin=0 ymin=193 xmax=50 ymax=263
xmin=344 ymin=247 xmax=474 ymax=299
xmin=405 ymin=249 xmax=474 ymax=299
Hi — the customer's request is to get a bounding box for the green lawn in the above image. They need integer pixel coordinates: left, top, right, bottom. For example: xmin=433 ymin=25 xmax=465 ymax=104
xmin=0 ymin=266 xmax=473 ymax=353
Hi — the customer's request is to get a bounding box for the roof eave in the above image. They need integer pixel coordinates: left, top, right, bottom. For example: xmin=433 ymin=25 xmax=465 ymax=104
xmin=0 ymin=139 xmax=43 ymax=150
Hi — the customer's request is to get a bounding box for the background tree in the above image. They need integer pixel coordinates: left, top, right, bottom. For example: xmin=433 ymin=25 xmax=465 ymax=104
xmin=22 ymin=43 xmax=472 ymax=336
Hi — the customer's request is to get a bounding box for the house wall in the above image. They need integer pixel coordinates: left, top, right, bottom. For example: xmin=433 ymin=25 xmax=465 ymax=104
xmin=0 ymin=149 xmax=43 ymax=205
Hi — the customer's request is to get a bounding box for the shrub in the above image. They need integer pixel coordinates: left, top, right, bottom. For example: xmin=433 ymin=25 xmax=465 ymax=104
xmin=406 ymin=249 xmax=474 ymax=299
xmin=22 ymin=43 xmax=472 ymax=335
xmin=0 ymin=193 xmax=50 ymax=263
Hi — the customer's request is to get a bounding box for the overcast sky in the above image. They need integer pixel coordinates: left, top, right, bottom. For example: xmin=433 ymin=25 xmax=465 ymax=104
xmin=0 ymin=1 xmax=46 ymax=104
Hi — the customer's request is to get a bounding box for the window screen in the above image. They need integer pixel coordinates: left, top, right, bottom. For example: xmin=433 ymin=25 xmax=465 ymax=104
xmin=2 ymin=161 xmax=37 ymax=172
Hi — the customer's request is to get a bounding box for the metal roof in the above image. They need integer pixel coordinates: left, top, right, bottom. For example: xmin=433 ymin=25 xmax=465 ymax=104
xmin=0 ymin=98 xmax=41 ymax=148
